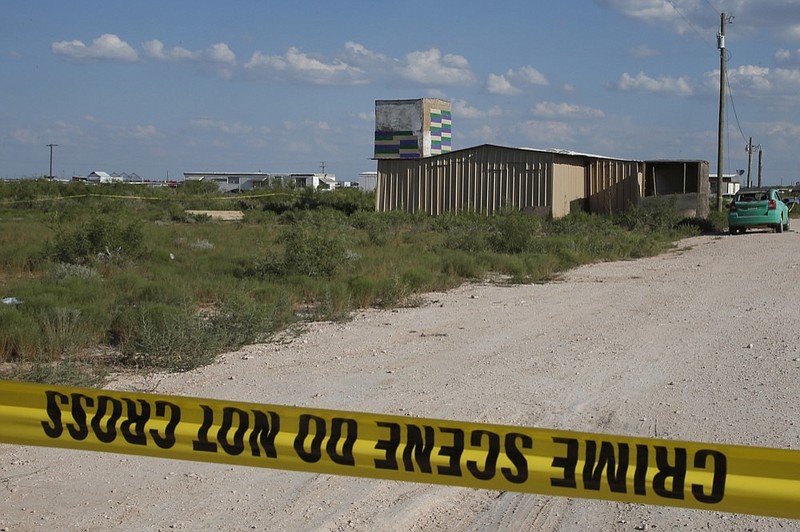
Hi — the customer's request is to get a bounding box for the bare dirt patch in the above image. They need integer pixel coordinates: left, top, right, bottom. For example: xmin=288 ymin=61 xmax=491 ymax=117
xmin=185 ymin=210 xmax=244 ymax=221
xmin=2 ymin=232 xmax=800 ymax=531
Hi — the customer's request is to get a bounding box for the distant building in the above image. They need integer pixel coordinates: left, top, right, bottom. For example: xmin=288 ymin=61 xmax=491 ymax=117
xmin=182 ymin=172 xmax=336 ymax=193
xmin=80 ymin=171 xmax=123 ymax=184
xmin=374 ymin=98 xmax=451 ymax=159
xmin=357 ymin=171 xmax=377 ymax=192
xmin=709 ymin=173 xmax=741 ymax=196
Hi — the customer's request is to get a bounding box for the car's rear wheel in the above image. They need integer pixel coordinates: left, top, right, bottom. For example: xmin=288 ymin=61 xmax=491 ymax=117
xmin=776 ymin=219 xmax=784 ymax=233
xmin=729 ymin=227 xmax=736 ymax=235
xmin=784 ymin=218 xmax=790 ymax=232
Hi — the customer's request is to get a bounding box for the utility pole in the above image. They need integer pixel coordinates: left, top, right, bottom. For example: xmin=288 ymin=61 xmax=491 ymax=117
xmin=757 ymin=147 xmax=763 ymax=188
xmin=746 ymin=137 xmax=753 ymax=188
xmin=320 ymin=161 xmax=327 ymax=174
xmin=745 ymin=139 xmax=761 ymax=188
xmin=715 ymin=13 xmax=731 ymax=212
xmin=46 ymin=143 xmax=58 ymax=179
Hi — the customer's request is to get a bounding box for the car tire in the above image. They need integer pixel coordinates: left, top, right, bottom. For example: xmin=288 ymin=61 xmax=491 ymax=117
xmin=776 ymin=220 xmax=784 ymax=233
xmin=784 ymin=218 xmax=790 ymax=232
xmin=729 ymin=227 xmax=736 ymax=235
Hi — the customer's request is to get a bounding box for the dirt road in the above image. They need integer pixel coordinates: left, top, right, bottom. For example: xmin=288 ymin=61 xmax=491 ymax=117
xmin=2 ymin=231 xmax=800 ymax=531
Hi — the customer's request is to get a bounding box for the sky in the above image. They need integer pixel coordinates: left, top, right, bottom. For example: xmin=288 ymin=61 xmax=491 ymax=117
xmin=3 ymin=1 xmax=800 ymax=185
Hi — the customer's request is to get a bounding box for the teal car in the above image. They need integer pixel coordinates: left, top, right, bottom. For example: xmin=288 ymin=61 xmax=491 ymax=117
xmin=727 ymin=187 xmax=790 ymax=234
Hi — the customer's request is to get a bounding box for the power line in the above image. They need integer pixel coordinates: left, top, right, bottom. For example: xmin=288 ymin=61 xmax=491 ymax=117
xmin=665 ymin=0 xmax=717 ymax=51
xmin=725 ymin=68 xmax=748 ymax=145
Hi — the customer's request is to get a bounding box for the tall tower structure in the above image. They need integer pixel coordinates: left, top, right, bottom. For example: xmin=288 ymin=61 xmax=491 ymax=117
xmin=374 ymin=98 xmax=451 ymax=159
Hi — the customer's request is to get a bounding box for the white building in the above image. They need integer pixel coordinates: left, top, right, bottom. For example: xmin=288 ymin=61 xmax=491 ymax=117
xmin=86 ymin=171 xmax=123 ymax=184
xmin=709 ymin=173 xmax=741 ymax=196
xmin=357 ymin=171 xmax=377 ymax=192
xmin=183 ymin=172 xmax=336 ymax=193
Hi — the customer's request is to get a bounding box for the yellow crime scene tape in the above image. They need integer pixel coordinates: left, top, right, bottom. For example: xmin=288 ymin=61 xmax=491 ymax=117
xmin=1 ymin=380 xmax=798 ymax=519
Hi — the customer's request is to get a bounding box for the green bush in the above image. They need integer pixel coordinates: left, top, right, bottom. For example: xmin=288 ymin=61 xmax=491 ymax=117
xmin=248 ymin=222 xmax=351 ymax=279
xmin=613 ymin=197 xmax=682 ymax=232
xmin=38 ymin=307 xmax=92 ymax=360
xmin=45 ymin=216 xmax=145 ymax=265
xmin=487 ymin=210 xmax=544 ymax=254
xmin=112 ymin=303 xmax=215 ymax=372
xmin=0 ymin=306 xmax=39 ymax=361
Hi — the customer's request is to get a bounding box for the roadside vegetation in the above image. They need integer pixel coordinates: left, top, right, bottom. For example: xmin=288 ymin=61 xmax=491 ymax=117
xmin=0 ymin=179 xmax=720 ymax=386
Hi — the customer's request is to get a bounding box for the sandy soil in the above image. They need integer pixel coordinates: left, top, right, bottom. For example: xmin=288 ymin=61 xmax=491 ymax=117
xmin=184 ymin=210 xmax=244 ymax=221
xmin=2 ymin=230 xmax=800 ymax=531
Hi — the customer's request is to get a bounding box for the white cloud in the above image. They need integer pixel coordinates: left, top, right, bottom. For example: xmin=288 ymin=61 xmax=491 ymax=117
xmin=190 ymin=118 xmax=254 ymax=135
xmin=515 ymin=120 xmax=575 ymax=145
xmin=452 ymin=99 xmax=503 ymax=119
xmin=12 ymin=129 xmax=38 ymax=144
xmin=595 ymin=0 xmax=707 ymax=35
xmin=775 ymin=48 xmax=800 ymax=67
xmin=783 ymin=25 xmax=800 ymax=42
xmin=765 ymin=121 xmax=800 ymax=136
xmin=728 ymin=64 xmax=773 ymax=91
xmin=611 ymin=71 xmax=693 ymax=96
xmin=517 ymin=66 xmax=548 ymax=86
xmin=342 ymin=41 xmax=389 ymax=69
xmin=206 ymin=43 xmax=236 ymax=64
xmin=700 ymin=64 xmax=800 ymax=99
xmin=143 ymin=40 xmax=236 ymax=77
xmin=246 ymin=42 xmax=474 ymax=88
xmin=52 ymin=33 xmax=138 ymax=61
xmin=245 ymin=46 xmax=365 ymax=85
xmin=532 ymin=102 xmax=605 ymax=119
xmin=283 ymin=120 xmax=330 ymax=132
xmin=132 ymin=125 xmax=161 ymax=139
xmin=398 ymin=48 xmax=475 ymax=86
xmin=486 ymin=74 xmax=520 ymax=95
xmin=486 ymin=66 xmax=548 ymax=95
xmin=245 ymin=51 xmax=287 ymax=71
xmin=629 ymin=44 xmax=660 ymax=59
xmin=143 ymin=40 xmax=199 ymax=61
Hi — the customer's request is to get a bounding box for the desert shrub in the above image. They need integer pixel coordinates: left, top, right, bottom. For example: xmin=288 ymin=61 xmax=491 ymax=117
xmin=5 ymin=355 xmax=106 ymax=387
xmin=313 ymin=283 xmax=354 ymax=322
xmin=246 ymin=222 xmax=350 ymax=279
xmin=45 ymin=216 xmax=145 ymax=265
xmin=51 ymin=262 xmax=100 ymax=280
xmin=439 ymin=251 xmax=487 ymax=279
xmin=0 ymin=306 xmax=39 ymax=361
xmin=487 ymin=210 xmax=545 ymax=254
xmin=349 ymin=210 xmax=391 ymax=245
xmin=112 ymin=303 xmax=215 ymax=372
xmin=372 ymin=275 xmax=425 ymax=309
xmin=178 ymin=180 xmax=220 ymax=195
xmin=206 ymin=291 xmax=276 ymax=348
xmin=613 ymin=197 xmax=682 ymax=232
xmin=297 ymin=187 xmax=374 ymax=215
xmin=38 ymin=307 xmax=92 ymax=360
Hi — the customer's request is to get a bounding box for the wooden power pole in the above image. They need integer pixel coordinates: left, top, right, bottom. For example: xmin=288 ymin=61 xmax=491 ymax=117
xmin=746 ymin=137 xmax=753 ymax=188
xmin=758 ymin=147 xmax=763 ymax=188
xmin=47 ymin=143 xmax=58 ymax=180
xmin=715 ymin=13 xmax=728 ymax=212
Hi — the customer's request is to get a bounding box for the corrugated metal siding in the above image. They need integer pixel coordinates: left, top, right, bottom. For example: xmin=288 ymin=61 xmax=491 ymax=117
xmin=551 ymin=162 xmax=585 ymax=218
xmin=376 ymin=146 xmax=554 ymax=215
xmin=587 ymin=159 xmax=644 ymax=215
xmin=376 ymin=145 xmax=646 ymax=217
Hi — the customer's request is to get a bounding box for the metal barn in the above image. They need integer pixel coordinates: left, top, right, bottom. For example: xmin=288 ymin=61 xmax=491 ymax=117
xmin=375 ymin=144 xmax=644 ymax=218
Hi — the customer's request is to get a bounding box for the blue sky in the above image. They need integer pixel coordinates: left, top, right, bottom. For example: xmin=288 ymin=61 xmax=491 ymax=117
xmin=3 ymin=1 xmax=800 ymax=185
